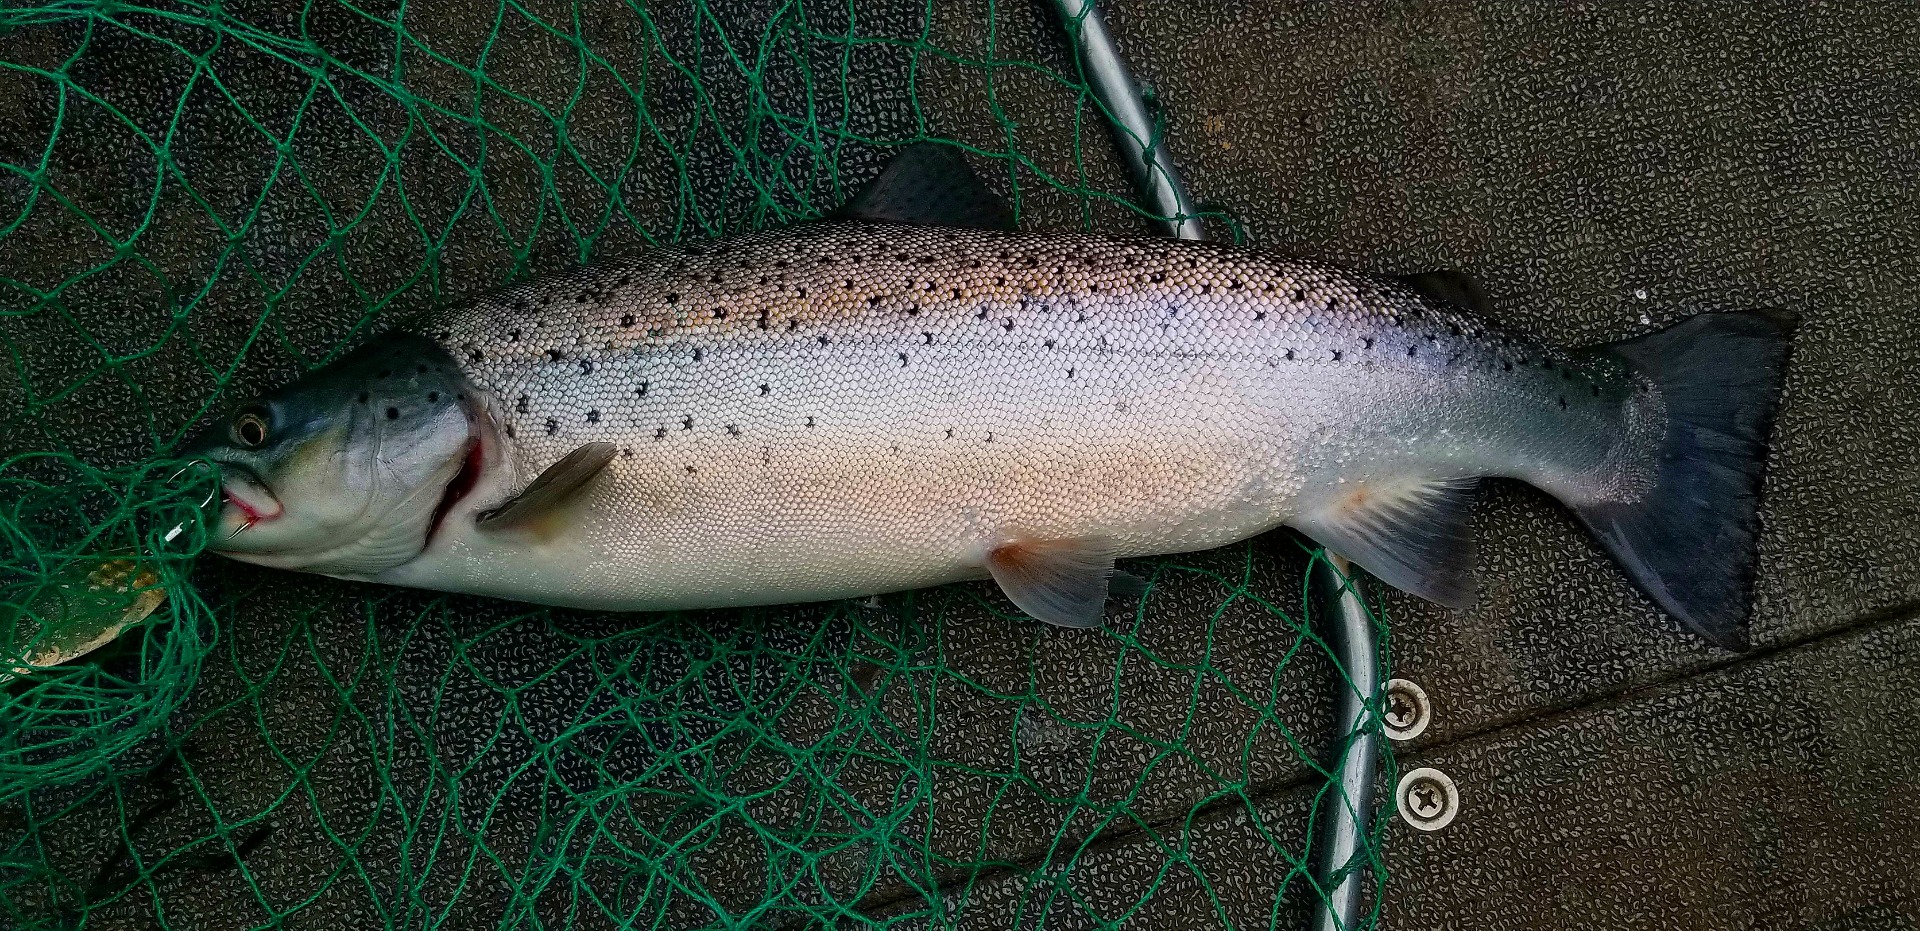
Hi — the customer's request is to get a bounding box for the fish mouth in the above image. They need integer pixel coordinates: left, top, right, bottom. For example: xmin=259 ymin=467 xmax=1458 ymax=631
xmin=213 ymin=462 xmax=283 ymax=538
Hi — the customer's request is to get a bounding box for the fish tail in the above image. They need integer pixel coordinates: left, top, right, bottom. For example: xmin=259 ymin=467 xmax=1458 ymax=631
xmin=1566 ymin=309 xmax=1796 ymax=651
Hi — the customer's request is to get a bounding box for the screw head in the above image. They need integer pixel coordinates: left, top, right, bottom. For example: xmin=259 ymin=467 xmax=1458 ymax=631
xmin=1395 ymin=767 xmax=1460 ymax=832
xmin=1382 ymin=678 xmax=1431 ymax=741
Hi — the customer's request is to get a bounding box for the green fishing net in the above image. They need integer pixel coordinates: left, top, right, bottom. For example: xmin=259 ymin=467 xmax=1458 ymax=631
xmin=0 ymin=0 xmax=1393 ymax=927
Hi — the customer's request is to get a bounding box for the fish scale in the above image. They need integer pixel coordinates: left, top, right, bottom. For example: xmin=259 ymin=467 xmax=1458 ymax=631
xmin=192 ymin=147 xmax=1791 ymax=650
xmin=393 ymin=222 xmax=1646 ymax=612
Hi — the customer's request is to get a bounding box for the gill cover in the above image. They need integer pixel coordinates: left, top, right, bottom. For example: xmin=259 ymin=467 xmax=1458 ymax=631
xmin=188 ymin=335 xmax=476 ymax=578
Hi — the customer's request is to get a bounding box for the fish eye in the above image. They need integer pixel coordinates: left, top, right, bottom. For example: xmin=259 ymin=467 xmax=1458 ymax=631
xmin=232 ymin=409 xmax=270 ymax=448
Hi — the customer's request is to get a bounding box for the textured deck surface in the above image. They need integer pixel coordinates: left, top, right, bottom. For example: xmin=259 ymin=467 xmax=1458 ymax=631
xmin=4 ymin=0 xmax=1917 ymax=928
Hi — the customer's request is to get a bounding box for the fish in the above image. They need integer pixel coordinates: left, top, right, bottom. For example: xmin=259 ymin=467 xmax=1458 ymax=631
xmin=185 ymin=144 xmax=1792 ymax=651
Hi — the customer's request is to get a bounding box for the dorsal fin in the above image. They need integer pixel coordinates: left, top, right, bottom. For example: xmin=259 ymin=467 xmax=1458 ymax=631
xmin=1398 ymin=270 xmax=1491 ymax=314
xmin=830 ymin=142 xmax=1017 ymax=231
xmin=476 ymin=442 xmax=617 ymax=532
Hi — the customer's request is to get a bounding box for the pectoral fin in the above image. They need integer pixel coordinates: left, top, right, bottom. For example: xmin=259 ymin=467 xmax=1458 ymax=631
xmin=1295 ymin=476 xmax=1480 ymax=609
xmin=476 ymin=442 xmax=617 ymax=532
xmin=984 ymin=537 xmax=1122 ymax=628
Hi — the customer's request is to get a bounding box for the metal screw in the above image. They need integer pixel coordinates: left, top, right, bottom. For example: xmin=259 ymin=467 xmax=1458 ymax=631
xmin=1395 ymin=767 xmax=1459 ymax=832
xmin=1381 ymin=678 xmax=1431 ymax=741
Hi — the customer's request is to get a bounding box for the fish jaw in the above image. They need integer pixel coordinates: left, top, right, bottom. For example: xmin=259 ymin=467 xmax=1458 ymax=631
xmin=212 ymin=463 xmax=284 ymax=538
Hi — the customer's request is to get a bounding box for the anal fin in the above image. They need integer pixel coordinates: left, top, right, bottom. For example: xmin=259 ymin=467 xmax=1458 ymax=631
xmin=1295 ymin=476 xmax=1480 ymax=609
xmin=984 ymin=537 xmax=1122 ymax=628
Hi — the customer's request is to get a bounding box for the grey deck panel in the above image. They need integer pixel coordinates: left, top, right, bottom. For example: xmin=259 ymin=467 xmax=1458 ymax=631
xmin=865 ymin=612 xmax=1920 ymax=930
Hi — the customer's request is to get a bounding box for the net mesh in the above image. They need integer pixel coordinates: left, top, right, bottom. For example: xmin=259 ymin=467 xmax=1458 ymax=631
xmin=0 ymin=0 xmax=1393 ymax=927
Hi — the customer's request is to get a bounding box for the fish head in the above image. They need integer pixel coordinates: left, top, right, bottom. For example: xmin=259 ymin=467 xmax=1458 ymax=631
xmin=185 ymin=334 xmax=479 ymax=578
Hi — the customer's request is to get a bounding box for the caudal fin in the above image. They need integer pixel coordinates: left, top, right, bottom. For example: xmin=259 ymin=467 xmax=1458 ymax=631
xmin=1571 ymin=310 xmax=1795 ymax=651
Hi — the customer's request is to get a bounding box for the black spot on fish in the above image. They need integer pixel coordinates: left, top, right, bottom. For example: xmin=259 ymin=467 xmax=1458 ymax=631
xmin=682 ymin=416 xmax=693 ymax=430
xmin=357 ymin=392 xmax=370 ymax=404
xmin=575 ymin=291 xmax=593 ymax=303
xmin=1002 ymin=319 xmax=1015 ymax=332
xmin=787 ymin=318 xmax=801 ymax=331
xmin=969 ymin=260 xmax=982 ymax=269
xmin=686 ymin=465 xmax=697 ymax=474
xmin=1256 ymin=311 xmax=1267 ymax=321
xmin=986 ymin=432 xmax=994 ymax=442
xmin=797 ymin=287 xmax=809 ymax=298
xmin=545 ymin=418 xmax=557 ymax=435
xmin=506 ymin=425 xmax=515 ymax=438
xmin=1501 ymin=360 xmax=1513 ymax=372
xmin=654 ymin=427 xmax=666 ymax=439
xmin=1362 ymin=336 xmax=1373 ymax=349
xmin=1292 ymin=290 xmax=1306 ymax=302
xmin=995 ymin=276 xmax=1007 ymax=286
xmin=692 ymin=349 xmax=704 ymax=362
xmin=898 ymin=352 xmax=909 ymax=366
xmin=868 ymin=296 xmax=883 ymax=307
xmin=726 ymin=424 xmax=740 ymax=436
xmin=546 ymin=349 xmax=565 ymax=362
xmin=806 ymin=416 xmax=816 ymax=428
xmin=758 ymin=309 xmax=771 ymax=330
xmin=923 ymin=281 xmax=937 ymax=293
xmin=516 ymin=395 xmax=529 ymax=413
xmin=1286 ymin=349 xmax=1296 ymax=360
xmin=578 ymin=359 xmax=594 ymax=375
xmin=844 ymin=279 xmax=855 ymax=290
xmin=511 ymin=327 xmax=525 ymax=340
xmin=951 ymin=288 xmax=963 ymax=299
xmin=1067 ymin=367 xmax=1075 ymax=379
xmin=1150 ymin=271 xmax=1166 ymax=283
xmin=622 ymin=447 xmax=633 ymax=458
xmin=1558 ymin=396 xmax=1570 ymax=410
xmin=922 ymin=332 xmax=934 ymax=345
xmin=1044 ymin=339 xmax=1056 ymax=349
xmin=759 ymin=383 xmax=770 ymax=395
xmin=587 ymin=409 xmax=600 ymax=423
xmin=713 ymin=309 xmax=727 ymax=320
xmin=417 ymin=364 xmax=428 ymax=374
xmin=1591 ymin=384 xmax=1601 ymax=396
xmin=1332 ymin=350 xmax=1343 ymax=361
xmin=818 ymin=334 xmax=830 ymax=346
xmin=1409 ymin=346 xmax=1419 ymax=359
xmin=385 ymin=407 xmax=400 ymax=420
xmin=377 ymin=368 xmax=391 ymax=379
xmin=427 ymin=391 xmax=439 ymax=403
xmin=637 ymin=382 xmax=649 ymax=397
xmin=1230 ymin=280 xmax=1243 ymax=290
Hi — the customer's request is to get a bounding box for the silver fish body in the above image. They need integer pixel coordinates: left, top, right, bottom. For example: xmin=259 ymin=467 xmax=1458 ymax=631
xmin=196 ymin=221 xmax=1789 ymax=649
xmin=406 ymin=223 xmax=1634 ymax=602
